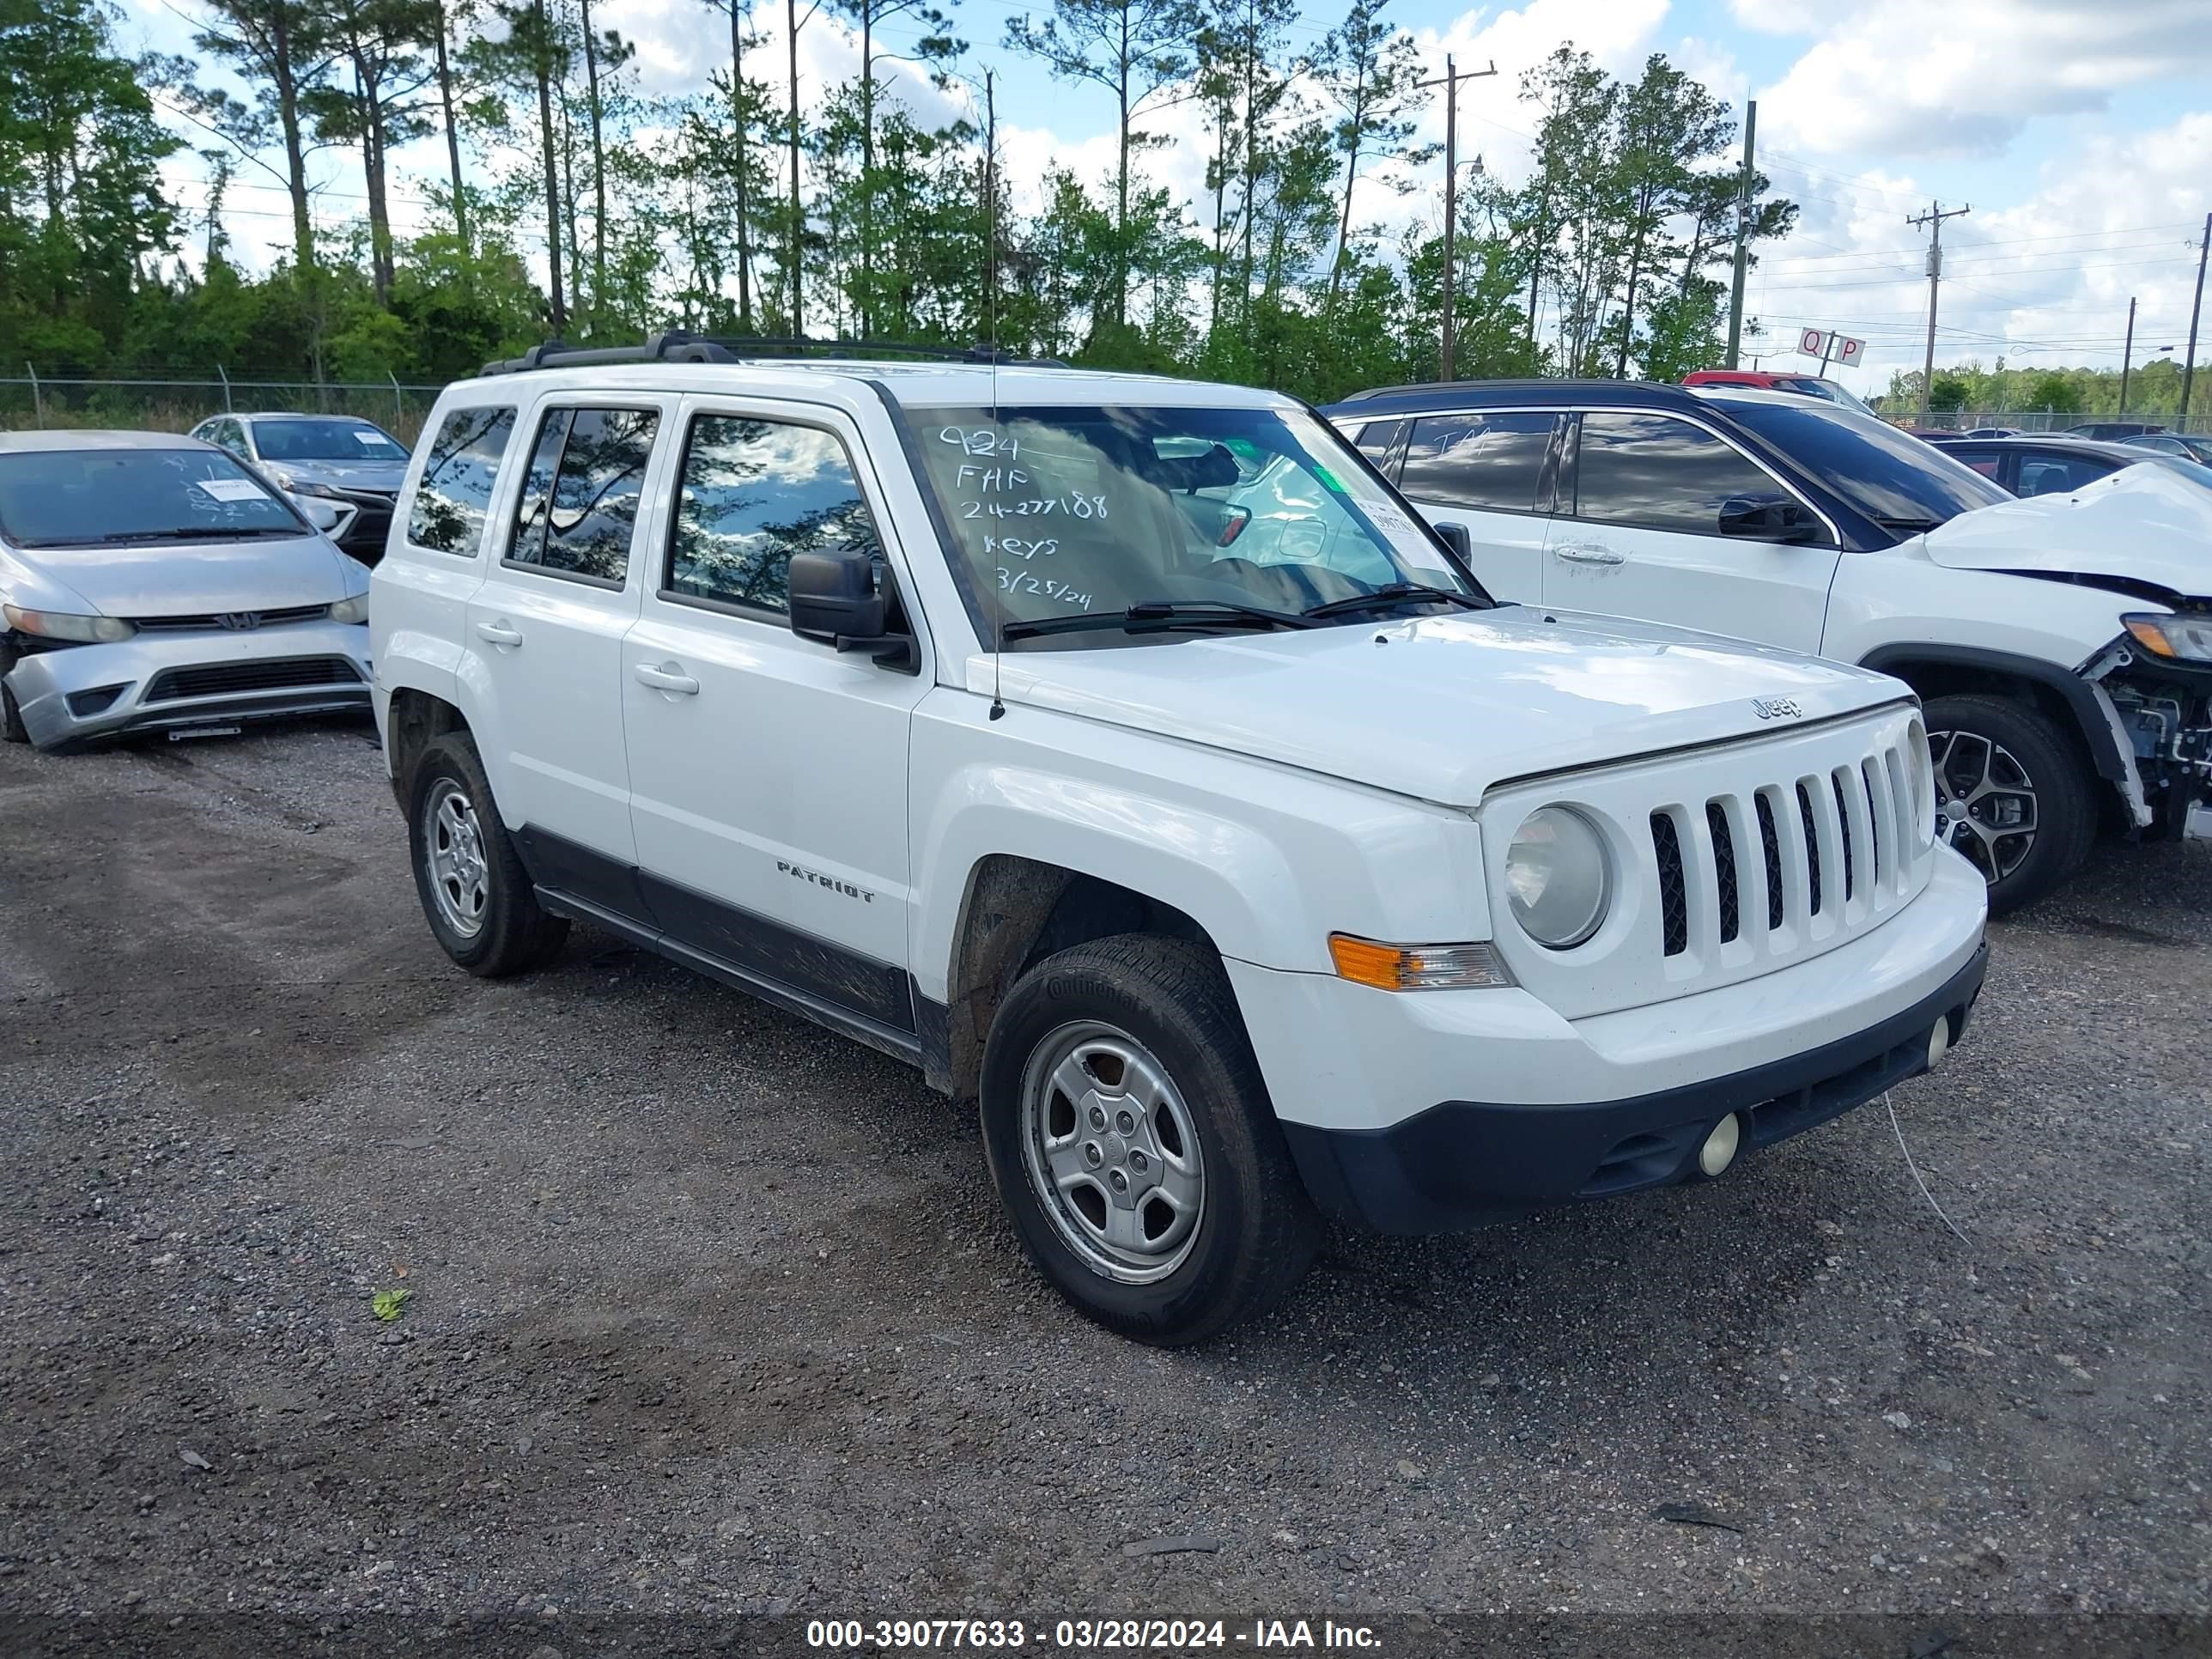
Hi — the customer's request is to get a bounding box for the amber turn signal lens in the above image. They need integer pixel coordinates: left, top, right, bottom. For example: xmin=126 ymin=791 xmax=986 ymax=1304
xmin=1327 ymin=934 xmax=1512 ymax=991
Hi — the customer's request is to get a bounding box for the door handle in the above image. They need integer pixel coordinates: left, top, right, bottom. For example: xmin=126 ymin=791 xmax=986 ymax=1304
xmin=1553 ymin=542 xmax=1625 ymax=565
xmin=634 ymin=662 xmax=700 ymax=696
xmin=475 ymin=620 xmax=524 ymax=646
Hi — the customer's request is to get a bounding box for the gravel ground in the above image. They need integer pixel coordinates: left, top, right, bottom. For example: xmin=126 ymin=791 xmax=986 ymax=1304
xmin=1 ymin=720 xmax=2207 ymax=1650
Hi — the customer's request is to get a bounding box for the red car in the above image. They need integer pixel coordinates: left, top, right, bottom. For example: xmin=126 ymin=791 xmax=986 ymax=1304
xmin=1681 ymin=368 xmax=1879 ymax=417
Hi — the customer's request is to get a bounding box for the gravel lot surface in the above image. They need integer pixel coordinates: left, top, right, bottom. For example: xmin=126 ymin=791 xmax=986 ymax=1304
xmin=2 ymin=720 xmax=2207 ymax=1650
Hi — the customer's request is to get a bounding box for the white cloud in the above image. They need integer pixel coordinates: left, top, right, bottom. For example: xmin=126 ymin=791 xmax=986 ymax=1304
xmin=1747 ymin=112 xmax=2212 ymax=389
xmin=1754 ymin=0 xmax=2212 ymax=159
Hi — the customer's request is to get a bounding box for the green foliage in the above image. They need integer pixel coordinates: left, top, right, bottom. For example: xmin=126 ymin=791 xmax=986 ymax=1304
xmin=1929 ymin=372 xmax=1969 ymax=412
xmin=3 ymin=0 xmax=1808 ymax=414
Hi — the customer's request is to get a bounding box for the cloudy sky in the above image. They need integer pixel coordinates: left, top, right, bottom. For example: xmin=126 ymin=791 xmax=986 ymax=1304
xmin=118 ymin=0 xmax=2212 ymax=393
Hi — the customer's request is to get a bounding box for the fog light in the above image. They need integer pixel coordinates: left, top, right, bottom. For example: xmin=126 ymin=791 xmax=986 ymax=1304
xmin=1698 ymin=1114 xmax=1741 ymax=1178
xmin=1926 ymin=1018 xmax=1951 ymax=1071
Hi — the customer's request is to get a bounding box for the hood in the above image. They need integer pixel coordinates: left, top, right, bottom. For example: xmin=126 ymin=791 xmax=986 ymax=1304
xmin=21 ymin=533 xmax=356 ymax=618
xmin=264 ymin=459 xmax=408 ymax=495
xmin=1923 ymin=463 xmax=2210 ymax=600
xmin=973 ymin=606 xmax=1909 ymax=807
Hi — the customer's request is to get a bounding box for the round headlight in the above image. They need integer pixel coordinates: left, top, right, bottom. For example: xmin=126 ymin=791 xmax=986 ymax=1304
xmin=1505 ymin=806 xmax=1611 ymax=949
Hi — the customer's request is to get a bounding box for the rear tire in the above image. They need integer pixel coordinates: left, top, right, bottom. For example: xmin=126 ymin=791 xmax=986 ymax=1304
xmin=406 ymin=731 xmax=568 ymax=975
xmin=979 ymin=934 xmax=1319 ymax=1346
xmin=1923 ymin=693 xmax=2094 ymax=916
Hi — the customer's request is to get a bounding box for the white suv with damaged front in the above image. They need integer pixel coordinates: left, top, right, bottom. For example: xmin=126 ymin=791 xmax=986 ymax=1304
xmin=370 ymin=336 xmax=1990 ymax=1344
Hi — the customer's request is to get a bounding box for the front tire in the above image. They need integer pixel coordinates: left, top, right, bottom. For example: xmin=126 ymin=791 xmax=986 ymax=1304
xmin=979 ymin=934 xmax=1319 ymax=1346
xmin=406 ymin=731 xmax=568 ymax=975
xmin=1 ymin=648 xmax=27 ymax=744
xmin=1923 ymin=693 xmax=2094 ymax=916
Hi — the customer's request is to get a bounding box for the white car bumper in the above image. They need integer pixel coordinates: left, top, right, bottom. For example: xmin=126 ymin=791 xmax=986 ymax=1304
xmin=1228 ymin=847 xmax=1990 ymax=1231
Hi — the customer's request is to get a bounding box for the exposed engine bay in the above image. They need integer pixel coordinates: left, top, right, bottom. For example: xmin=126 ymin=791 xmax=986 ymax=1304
xmin=2084 ymin=614 xmax=2212 ymax=841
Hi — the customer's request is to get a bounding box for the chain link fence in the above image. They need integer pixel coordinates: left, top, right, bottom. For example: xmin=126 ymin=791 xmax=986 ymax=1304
xmin=1 ymin=374 xmax=447 ymax=446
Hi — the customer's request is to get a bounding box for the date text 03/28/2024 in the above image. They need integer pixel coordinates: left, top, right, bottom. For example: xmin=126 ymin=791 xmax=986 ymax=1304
xmin=805 ymin=1619 xmax=1383 ymax=1650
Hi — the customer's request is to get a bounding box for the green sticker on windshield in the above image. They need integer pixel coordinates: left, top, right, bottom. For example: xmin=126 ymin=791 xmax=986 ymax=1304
xmin=1224 ymin=437 xmax=1261 ymax=461
xmin=1313 ymin=464 xmax=1346 ymax=493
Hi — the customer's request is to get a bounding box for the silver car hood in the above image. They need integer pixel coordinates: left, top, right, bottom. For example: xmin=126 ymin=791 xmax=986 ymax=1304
xmin=24 ymin=533 xmax=357 ymax=618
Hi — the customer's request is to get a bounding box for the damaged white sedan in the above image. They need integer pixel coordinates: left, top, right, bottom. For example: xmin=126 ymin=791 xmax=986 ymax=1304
xmin=0 ymin=429 xmax=373 ymax=750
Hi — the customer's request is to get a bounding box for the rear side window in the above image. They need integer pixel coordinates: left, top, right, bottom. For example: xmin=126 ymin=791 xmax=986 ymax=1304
xmin=665 ymin=416 xmax=881 ymax=615
xmin=408 ymin=407 xmax=516 ymax=556
xmin=1399 ymin=412 xmax=1557 ymax=512
xmin=506 ymin=406 xmax=659 ymax=585
xmin=1574 ymin=412 xmax=1793 ymax=535
xmin=1350 ymin=420 xmax=1404 ymax=471
xmin=2016 ymin=453 xmax=2112 ymax=497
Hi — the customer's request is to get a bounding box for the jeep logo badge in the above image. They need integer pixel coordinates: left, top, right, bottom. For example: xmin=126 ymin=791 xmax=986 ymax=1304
xmin=1751 ymin=696 xmax=1802 ymax=720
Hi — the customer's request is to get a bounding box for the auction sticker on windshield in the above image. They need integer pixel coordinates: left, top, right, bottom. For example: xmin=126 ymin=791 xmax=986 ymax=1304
xmin=194 ymin=478 xmax=266 ymax=502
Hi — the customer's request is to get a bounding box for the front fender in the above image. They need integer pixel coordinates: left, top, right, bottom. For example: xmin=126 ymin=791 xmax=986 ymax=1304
xmin=907 ymin=691 xmax=1494 ymax=1001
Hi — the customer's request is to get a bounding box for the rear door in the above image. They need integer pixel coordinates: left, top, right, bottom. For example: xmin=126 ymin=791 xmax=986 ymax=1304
xmin=1390 ymin=410 xmax=1562 ymax=603
xmin=1545 ymin=409 xmax=1841 ymax=654
xmin=619 ymin=397 xmax=931 ymax=1041
xmin=465 ymin=397 xmax=672 ymax=908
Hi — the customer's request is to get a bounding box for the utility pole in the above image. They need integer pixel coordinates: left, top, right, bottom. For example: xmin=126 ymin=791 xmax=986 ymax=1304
xmin=1724 ymin=100 xmax=1757 ymax=369
xmin=1417 ymin=55 xmax=1497 ymax=381
xmin=1908 ymin=199 xmax=1971 ymax=416
xmin=2182 ymin=212 xmax=2209 ymax=428
xmin=2118 ymin=295 xmax=2137 ymax=416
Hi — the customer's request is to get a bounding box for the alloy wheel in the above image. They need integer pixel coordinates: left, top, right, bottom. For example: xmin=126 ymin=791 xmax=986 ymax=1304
xmin=1928 ymin=727 xmax=2039 ymax=884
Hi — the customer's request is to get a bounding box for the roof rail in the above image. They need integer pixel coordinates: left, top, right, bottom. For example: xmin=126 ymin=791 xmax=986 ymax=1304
xmin=1336 ymin=376 xmax=1678 ymax=403
xmin=480 ymin=331 xmax=1068 ymax=375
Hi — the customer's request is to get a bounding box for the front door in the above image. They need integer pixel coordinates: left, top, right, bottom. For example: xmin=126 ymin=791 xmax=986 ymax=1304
xmin=1543 ymin=410 xmax=1842 ymax=655
xmin=620 ymin=398 xmax=931 ymax=1040
xmin=465 ymin=398 xmax=668 ymax=908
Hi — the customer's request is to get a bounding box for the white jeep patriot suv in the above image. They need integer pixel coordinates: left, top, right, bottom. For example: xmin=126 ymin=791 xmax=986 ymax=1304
xmin=371 ymin=335 xmax=1989 ymax=1344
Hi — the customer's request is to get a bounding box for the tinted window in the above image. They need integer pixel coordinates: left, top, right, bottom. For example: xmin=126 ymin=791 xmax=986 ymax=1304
xmin=506 ymin=407 xmax=659 ymax=583
xmin=1575 ymin=413 xmax=1795 ymax=534
xmin=1400 ymin=412 xmax=1556 ymax=512
xmin=2016 ymin=452 xmax=2116 ymax=497
xmin=408 ymin=406 xmax=516 ymax=555
xmin=254 ymin=418 xmax=409 ymax=462
xmin=1351 ymin=420 xmax=1404 ymax=469
xmin=666 ymin=416 xmax=881 ymax=615
xmin=1717 ymin=398 xmax=2008 ymax=528
xmin=0 ymin=447 xmax=304 ymax=548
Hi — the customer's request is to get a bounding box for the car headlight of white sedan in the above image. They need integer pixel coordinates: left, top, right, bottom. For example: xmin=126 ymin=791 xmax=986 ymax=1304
xmin=3 ymin=604 xmax=136 ymax=643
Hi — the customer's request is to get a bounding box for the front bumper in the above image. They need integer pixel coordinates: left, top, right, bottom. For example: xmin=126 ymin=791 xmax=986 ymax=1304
xmin=1227 ymin=844 xmax=1990 ymax=1232
xmin=5 ymin=620 xmax=373 ymax=749
xmin=1282 ymin=942 xmax=1985 ymax=1232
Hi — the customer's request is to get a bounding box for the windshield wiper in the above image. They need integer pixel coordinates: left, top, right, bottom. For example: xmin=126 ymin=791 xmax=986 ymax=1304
xmin=1301 ymin=582 xmax=1486 ymax=620
xmin=1001 ymin=599 xmax=1318 ymax=641
xmin=93 ymin=526 xmax=299 ymax=544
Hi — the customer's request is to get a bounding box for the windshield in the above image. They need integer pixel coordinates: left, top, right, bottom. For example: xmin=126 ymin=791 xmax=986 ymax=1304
xmin=0 ymin=448 xmax=307 ymax=549
xmin=253 ymin=418 xmax=408 ymax=463
xmin=905 ymin=404 xmax=1477 ymax=647
xmin=1717 ymin=399 xmax=2009 ymax=529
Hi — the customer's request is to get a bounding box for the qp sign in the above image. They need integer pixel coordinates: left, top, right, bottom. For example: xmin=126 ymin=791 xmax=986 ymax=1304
xmin=1798 ymin=327 xmax=1827 ymax=357
xmin=1832 ymin=334 xmax=1867 ymax=368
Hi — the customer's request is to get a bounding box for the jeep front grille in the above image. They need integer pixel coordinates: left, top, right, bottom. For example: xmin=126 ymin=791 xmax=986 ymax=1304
xmin=1650 ymin=748 xmax=1921 ymax=963
xmin=1486 ymin=704 xmax=1935 ymax=1021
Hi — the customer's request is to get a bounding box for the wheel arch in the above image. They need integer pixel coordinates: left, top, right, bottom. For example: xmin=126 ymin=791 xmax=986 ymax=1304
xmin=384 ymin=686 xmax=474 ymax=809
xmin=926 ymin=854 xmax=1228 ymax=1101
xmin=1859 ymin=642 xmax=2130 ymax=790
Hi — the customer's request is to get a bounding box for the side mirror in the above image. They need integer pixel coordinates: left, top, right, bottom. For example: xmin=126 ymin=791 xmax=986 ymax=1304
xmin=1431 ymin=520 xmax=1475 ymax=572
xmin=295 ymin=494 xmax=357 ymax=540
xmin=1718 ymin=496 xmax=1820 ymax=544
xmin=788 ymin=547 xmax=915 ymax=669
